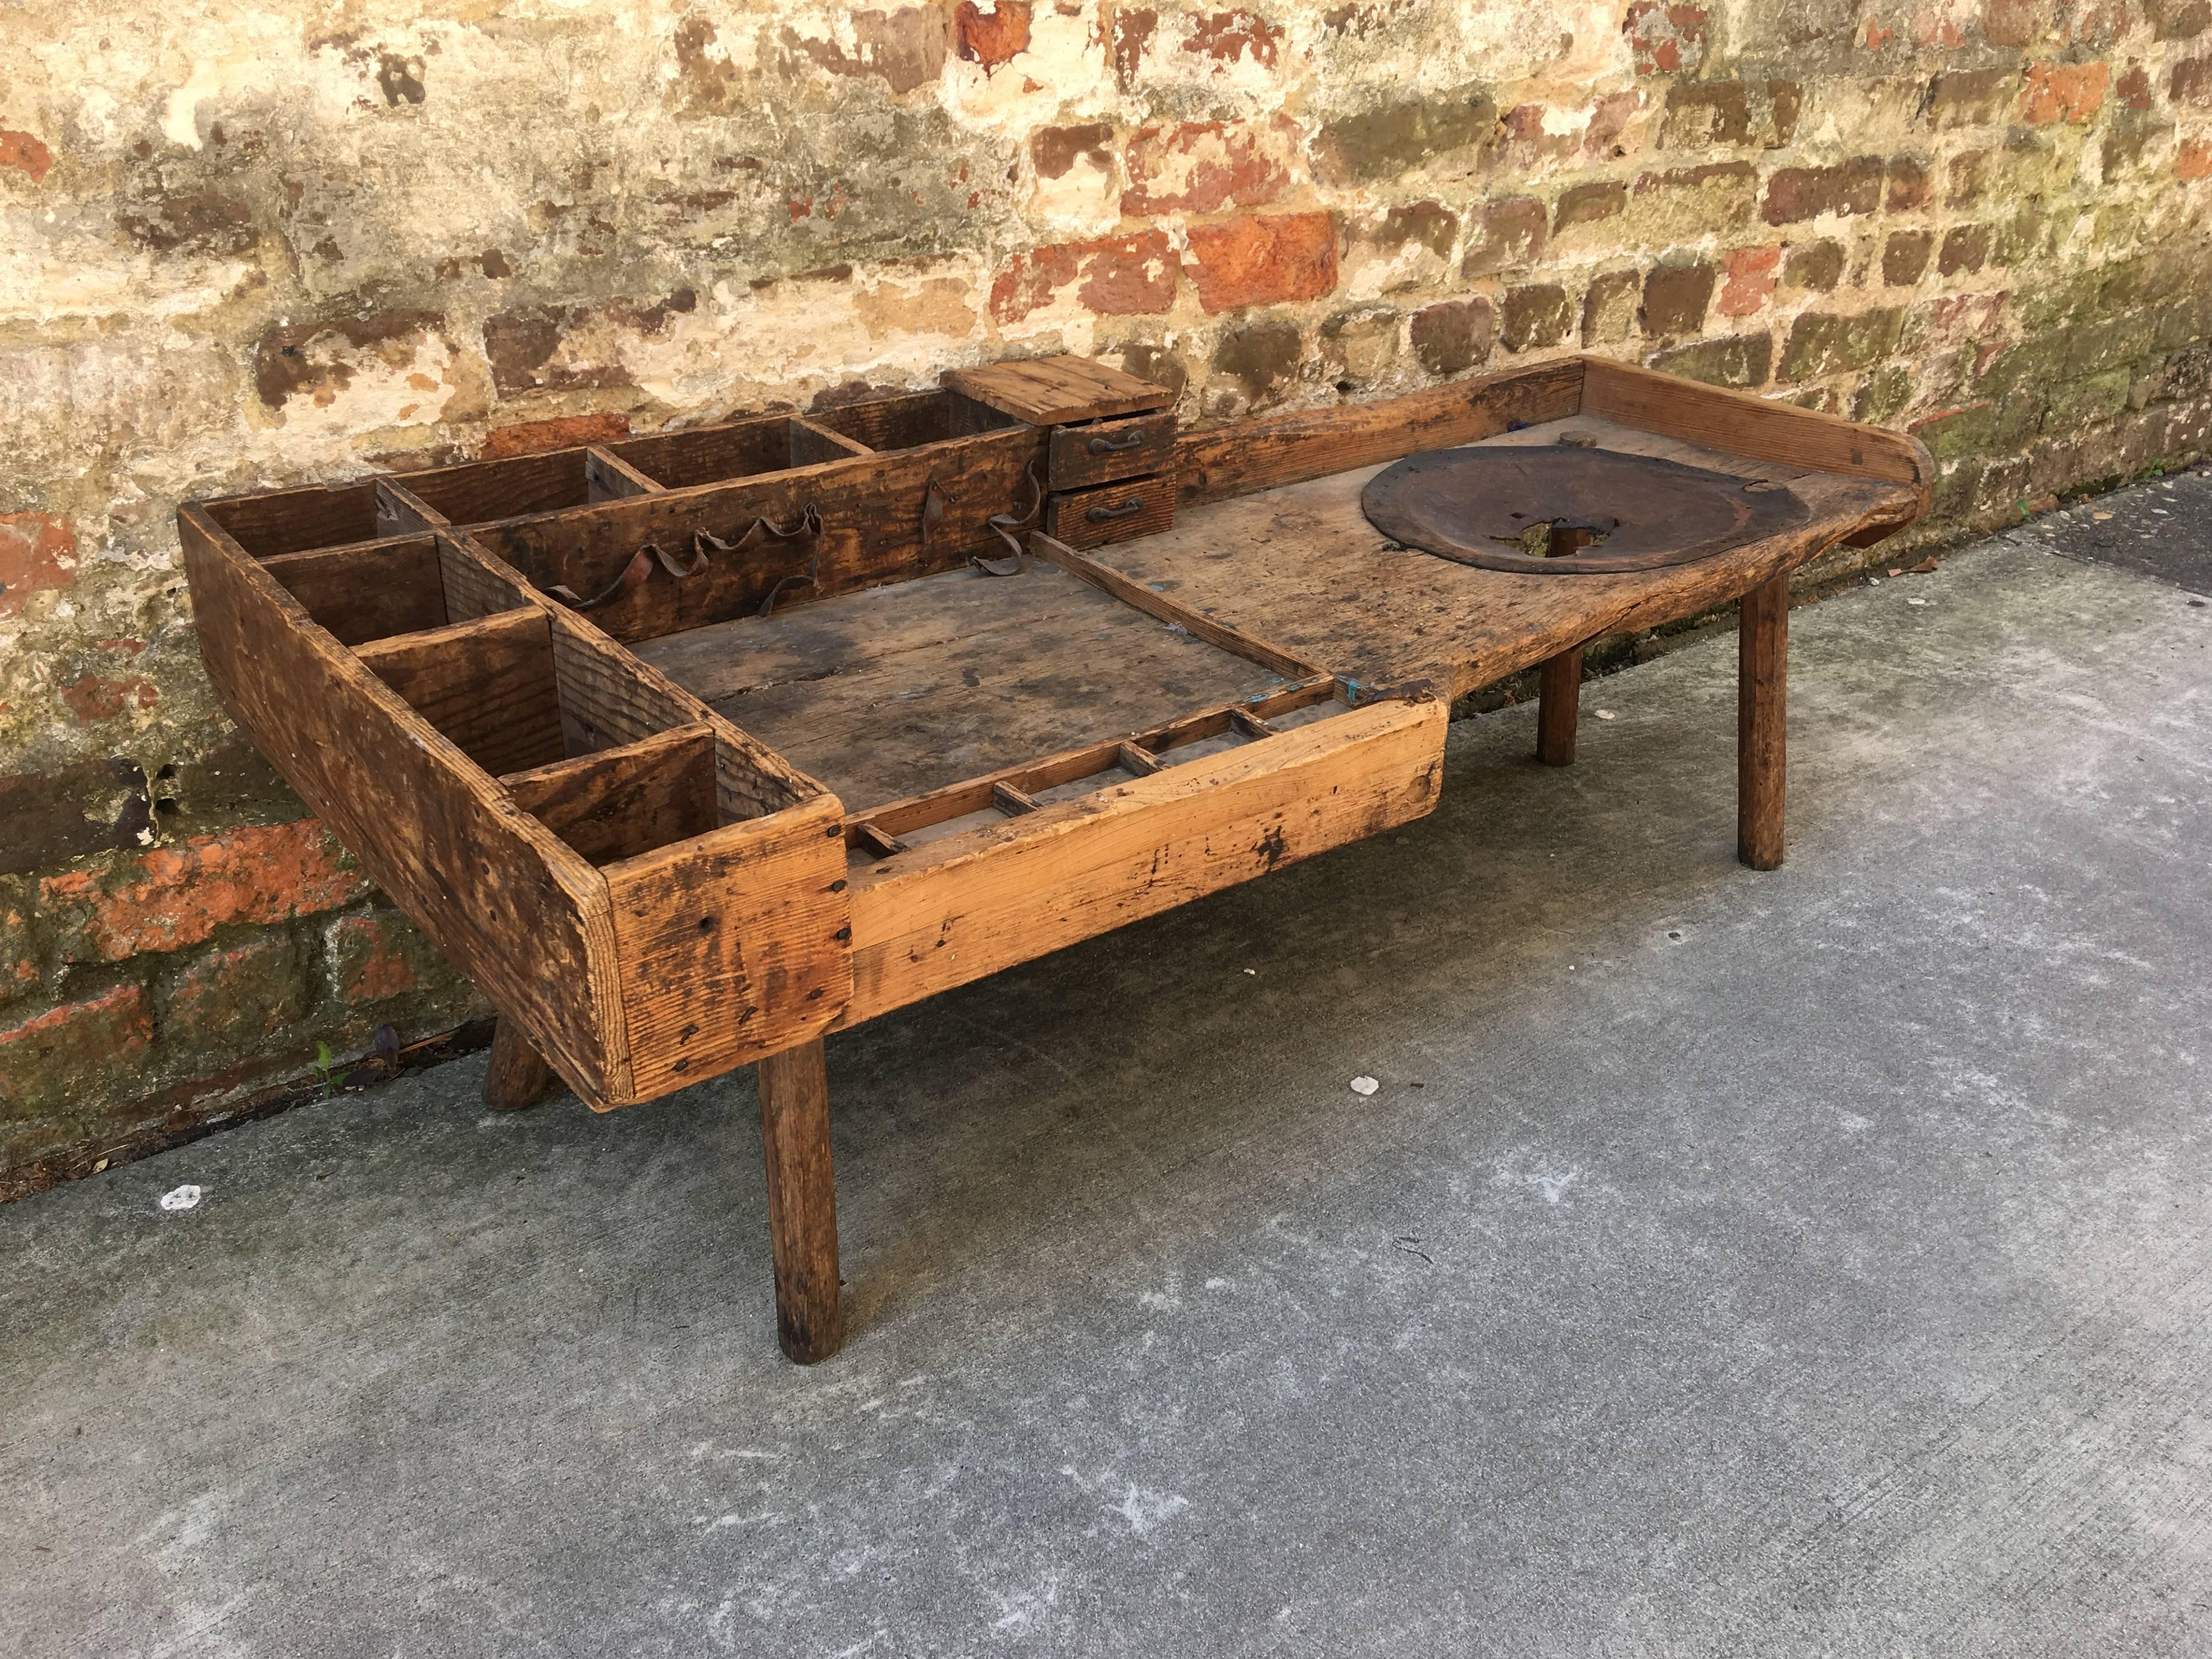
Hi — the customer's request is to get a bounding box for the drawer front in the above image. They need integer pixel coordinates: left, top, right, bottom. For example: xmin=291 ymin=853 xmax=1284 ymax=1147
xmin=1047 ymin=412 xmax=1177 ymax=490
xmin=839 ymin=693 xmax=1446 ymax=1025
xmin=1043 ymin=474 xmax=1175 ymax=549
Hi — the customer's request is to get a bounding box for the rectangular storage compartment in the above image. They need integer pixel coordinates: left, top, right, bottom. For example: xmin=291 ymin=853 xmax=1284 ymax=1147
xmin=1046 ymin=411 xmax=1177 ymax=490
xmin=1043 ymin=474 xmax=1175 ymax=549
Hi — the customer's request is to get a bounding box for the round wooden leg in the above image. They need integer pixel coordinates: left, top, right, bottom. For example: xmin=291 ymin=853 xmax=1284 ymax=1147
xmin=1737 ymin=573 xmax=1788 ymax=870
xmin=1537 ymin=645 xmax=1583 ymax=766
xmin=757 ymin=1037 xmax=844 ymax=1364
xmin=484 ymin=1017 xmax=556 ymax=1111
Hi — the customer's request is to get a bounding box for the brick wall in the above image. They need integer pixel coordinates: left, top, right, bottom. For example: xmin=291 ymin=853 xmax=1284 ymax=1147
xmin=3 ymin=0 xmax=2209 ymax=1191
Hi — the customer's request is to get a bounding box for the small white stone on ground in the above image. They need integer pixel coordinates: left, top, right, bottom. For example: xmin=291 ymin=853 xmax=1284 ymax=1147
xmin=1350 ymin=1076 xmax=1379 ymax=1096
xmin=159 ymin=1184 xmax=202 ymax=1212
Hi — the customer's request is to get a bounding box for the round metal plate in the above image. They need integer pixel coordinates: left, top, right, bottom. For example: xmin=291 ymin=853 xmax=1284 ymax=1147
xmin=1362 ymin=444 xmax=1810 ymax=575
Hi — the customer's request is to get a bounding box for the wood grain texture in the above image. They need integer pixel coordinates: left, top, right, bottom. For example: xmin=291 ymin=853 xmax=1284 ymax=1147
xmin=354 ymin=608 xmax=568 ymax=778
xmin=1173 ymin=358 xmax=1583 ymax=507
xmin=484 ymin=1017 xmax=557 ymax=1111
xmin=636 ymin=560 xmax=1292 ymax=812
xmin=790 ymin=418 xmax=873 ymax=467
xmin=586 ymin=447 xmax=663 ymax=500
xmin=471 ymin=424 xmax=1048 ymax=645
xmin=755 ymin=1036 xmax=843 ymax=1364
xmin=603 ymin=792 xmax=853 ymax=1104
xmin=946 ymin=356 xmax=1173 ymax=425
xmin=1581 ymin=356 xmax=1933 ymax=512
xmin=201 ymin=481 xmax=382 ymax=557
xmin=437 ymin=531 xmax=533 ymax=623
xmin=1042 ymin=475 xmax=1175 ymax=549
xmin=1738 ymin=572 xmax=1788 ymax=870
xmin=260 ymin=537 xmax=447 ymax=645
xmin=838 ymin=694 xmax=1446 ymax=1025
xmin=1047 ymin=412 xmax=1177 ymax=489
xmin=398 ymin=449 xmax=593 ymax=524
xmin=1030 ymin=532 xmax=1322 ymax=681
xmin=501 ymin=725 xmax=718 ymax=867
xmin=1537 ymin=647 xmax=1582 ymax=766
xmin=529 ymin=589 xmax=822 ymax=819
xmin=375 ymin=479 xmax=448 ymax=536
xmin=845 ymin=676 xmax=1339 ymax=841
xmin=1095 ymin=414 xmax=1921 ymax=701
xmin=179 ymin=506 xmax=627 ymax=1102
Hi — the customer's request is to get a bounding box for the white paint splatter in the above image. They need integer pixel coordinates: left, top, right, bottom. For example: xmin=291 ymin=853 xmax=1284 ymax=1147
xmin=159 ymin=1184 xmax=201 ymax=1211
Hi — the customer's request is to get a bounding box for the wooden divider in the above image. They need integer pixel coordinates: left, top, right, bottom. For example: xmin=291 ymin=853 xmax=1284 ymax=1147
xmin=261 ymin=537 xmax=447 ymax=645
xmin=179 ymin=505 xmax=630 ymax=1102
xmin=502 ymin=726 xmax=718 ymax=867
xmin=354 ymin=609 xmax=568 ymax=777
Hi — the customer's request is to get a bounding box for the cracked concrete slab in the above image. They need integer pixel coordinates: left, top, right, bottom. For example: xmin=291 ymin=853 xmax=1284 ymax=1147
xmin=4 ymin=479 xmax=2211 ymax=1656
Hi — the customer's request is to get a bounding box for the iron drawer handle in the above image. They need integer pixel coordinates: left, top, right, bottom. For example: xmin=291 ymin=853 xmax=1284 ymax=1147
xmin=1087 ymin=430 xmax=1149 ymax=454
xmin=1086 ymin=498 xmax=1144 ymax=522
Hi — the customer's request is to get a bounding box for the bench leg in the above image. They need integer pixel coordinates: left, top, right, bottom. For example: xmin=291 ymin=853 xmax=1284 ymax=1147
xmin=757 ymin=1036 xmax=844 ymax=1365
xmin=1737 ymin=573 xmax=1788 ymax=870
xmin=484 ymin=1017 xmax=555 ymax=1111
xmin=1537 ymin=645 xmax=1583 ymax=766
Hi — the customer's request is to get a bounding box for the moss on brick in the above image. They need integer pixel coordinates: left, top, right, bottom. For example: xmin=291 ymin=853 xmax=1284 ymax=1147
xmin=1778 ymin=308 xmax=1906 ymax=382
xmin=1648 ymin=333 xmax=1773 ymax=388
xmin=1311 ymin=86 xmax=1498 ymax=185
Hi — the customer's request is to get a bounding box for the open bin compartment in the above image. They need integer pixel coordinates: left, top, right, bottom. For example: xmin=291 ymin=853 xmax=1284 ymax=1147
xmin=177 ymin=501 xmax=851 ymax=1110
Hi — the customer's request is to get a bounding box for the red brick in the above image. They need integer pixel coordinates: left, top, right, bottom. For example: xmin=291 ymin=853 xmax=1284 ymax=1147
xmin=1554 ymin=180 xmax=1627 ymax=232
xmin=1182 ymin=9 xmax=1284 ymax=71
xmin=40 ymin=820 xmax=369 ymax=963
xmin=482 ymin=413 xmax=630 ymax=459
xmin=327 ymin=909 xmax=446 ymax=1003
xmin=954 ymin=1 xmax=1030 ymax=69
xmin=1 ymin=881 xmax=37 ymax=1003
xmin=1763 ymin=156 xmax=1884 ymax=223
xmin=2182 ymin=139 xmax=2212 ymax=179
xmin=1183 ymin=213 xmax=1338 ymax=314
xmin=1623 ymin=1 xmax=1709 ymax=74
xmin=1717 ymin=245 xmax=1781 ymax=316
xmin=2174 ymin=57 xmax=2212 ymax=107
xmin=60 ymin=675 xmax=159 ymax=724
xmin=1938 ymin=224 xmax=1990 ymax=275
xmin=0 ymin=512 xmax=77 ymax=620
xmin=162 ymin=934 xmax=306 ymax=1050
xmin=2019 ymin=60 xmax=2110 ymax=122
xmin=1925 ymin=66 xmax=2015 ymax=127
xmin=1031 ymin=122 xmax=1113 ymax=179
xmin=990 ymin=232 xmax=1177 ymax=325
xmin=1886 ymin=156 xmax=1933 ymax=210
xmin=2116 ymin=63 xmax=2154 ymax=107
xmin=1122 ymin=115 xmax=1295 ymax=215
xmin=1460 ymin=198 xmax=1547 ymax=276
xmin=1984 ymin=0 xmax=2041 ymax=44
xmin=0 ymin=984 xmax=151 ymax=1118
xmin=1883 ymin=228 xmax=1934 ymax=285
xmin=1410 ymin=298 xmax=1494 ymax=374
xmin=1640 ymin=260 xmax=1717 ymax=338
xmin=0 ymin=128 xmax=52 ymax=184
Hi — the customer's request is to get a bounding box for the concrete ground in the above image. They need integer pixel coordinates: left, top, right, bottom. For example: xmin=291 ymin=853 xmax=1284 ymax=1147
xmin=5 ymin=469 xmax=2211 ymax=1657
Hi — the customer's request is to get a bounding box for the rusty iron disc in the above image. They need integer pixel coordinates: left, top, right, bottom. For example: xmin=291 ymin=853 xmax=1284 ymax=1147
xmin=1362 ymin=444 xmax=1810 ymax=575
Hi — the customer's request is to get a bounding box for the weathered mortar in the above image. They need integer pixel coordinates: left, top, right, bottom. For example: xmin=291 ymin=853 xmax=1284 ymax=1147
xmin=2 ymin=0 xmax=2208 ymax=1192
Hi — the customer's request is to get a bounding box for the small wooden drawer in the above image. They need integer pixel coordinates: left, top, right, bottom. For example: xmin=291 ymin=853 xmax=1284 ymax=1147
xmin=1047 ymin=412 xmax=1177 ymax=490
xmin=1043 ymin=475 xmax=1175 ymax=549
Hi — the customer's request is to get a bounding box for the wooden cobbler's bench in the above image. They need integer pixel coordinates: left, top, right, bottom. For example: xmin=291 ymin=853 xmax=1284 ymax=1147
xmin=181 ymin=354 xmax=1929 ymax=1362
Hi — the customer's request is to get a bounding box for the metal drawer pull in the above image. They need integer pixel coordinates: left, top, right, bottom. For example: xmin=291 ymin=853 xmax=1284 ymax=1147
xmin=1087 ymin=430 xmax=1149 ymax=454
xmin=1086 ymin=497 xmax=1145 ymax=523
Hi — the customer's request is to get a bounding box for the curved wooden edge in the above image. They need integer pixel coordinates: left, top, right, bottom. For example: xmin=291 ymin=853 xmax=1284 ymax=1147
xmin=1577 ymin=355 xmax=1934 ymax=519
